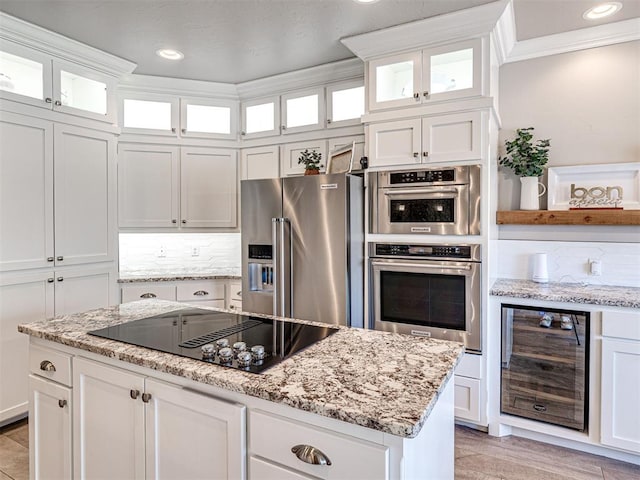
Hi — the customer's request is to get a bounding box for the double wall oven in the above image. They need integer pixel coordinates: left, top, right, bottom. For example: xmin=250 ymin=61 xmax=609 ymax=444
xmin=370 ymin=243 xmax=482 ymax=353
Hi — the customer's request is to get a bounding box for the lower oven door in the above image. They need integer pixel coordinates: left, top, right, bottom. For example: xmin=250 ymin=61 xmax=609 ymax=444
xmin=376 ymin=185 xmax=469 ymax=235
xmin=370 ymin=258 xmax=481 ymax=352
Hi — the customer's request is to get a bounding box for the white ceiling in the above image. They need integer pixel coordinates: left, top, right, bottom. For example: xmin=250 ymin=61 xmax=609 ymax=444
xmin=0 ymin=0 xmax=638 ymax=84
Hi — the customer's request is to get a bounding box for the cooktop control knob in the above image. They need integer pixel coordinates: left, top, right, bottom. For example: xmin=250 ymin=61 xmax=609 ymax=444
xmin=237 ymin=351 xmax=252 ymax=368
xmin=215 ymin=339 xmax=229 ymax=351
xmin=218 ymin=347 xmax=233 ymax=364
xmin=201 ymin=344 xmax=215 ymax=359
xmin=232 ymin=341 xmax=247 ymax=356
xmin=251 ymin=345 xmax=266 ymax=362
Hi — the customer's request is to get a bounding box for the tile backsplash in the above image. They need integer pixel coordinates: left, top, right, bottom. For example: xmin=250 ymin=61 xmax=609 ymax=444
xmin=495 ymin=240 xmax=640 ymax=287
xmin=119 ymin=233 xmax=241 ymax=275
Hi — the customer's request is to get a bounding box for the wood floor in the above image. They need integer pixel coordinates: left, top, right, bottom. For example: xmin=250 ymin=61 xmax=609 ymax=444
xmin=1 ymin=420 xmax=638 ymax=479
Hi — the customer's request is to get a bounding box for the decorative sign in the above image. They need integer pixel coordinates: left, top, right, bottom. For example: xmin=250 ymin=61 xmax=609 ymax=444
xmin=547 ymin=163 xmax=640 ymax=210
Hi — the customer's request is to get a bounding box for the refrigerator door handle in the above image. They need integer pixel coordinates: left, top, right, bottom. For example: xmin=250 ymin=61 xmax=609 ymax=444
xmin=272 ymin=218 xmax=282 ymax=316
xmin=272 ymin=217 xmax=291 ymax=317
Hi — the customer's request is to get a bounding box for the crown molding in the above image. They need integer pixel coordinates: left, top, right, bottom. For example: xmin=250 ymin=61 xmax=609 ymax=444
xmin=341 ymin=0 xmax=509 ymax=60
xmin=506 ymin=17 xmax=640 ymax=64
xmin=236 ymin=57 xmax=364 ymax=100
xmin=491 ymin=0 xmax=516 ymax=65
xmin=0 ymin=12 xmax=136 ymax=77
xmin=118 ymin=74 xmax=239 ymax=100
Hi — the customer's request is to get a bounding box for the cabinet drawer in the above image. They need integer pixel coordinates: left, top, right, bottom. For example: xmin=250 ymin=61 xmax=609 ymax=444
xmin=454 ymin=376 xmax=480 ymax=423
xmin=30 ymin=344 xmax=72 ymax=387
xmin=250 ymin=410 xmax=388 ymax=479
xmin=602 ymin=310 xmax=640 ymax=341
xmin=229 ymin=280 xmax=242 ymax=301
xmin=249 ymin=456 xmax=314 ymax=480
xmin=121 ymin=284 xmax=176 ymax=303
xmin=176 ymin=281 xmax=225 ymax=301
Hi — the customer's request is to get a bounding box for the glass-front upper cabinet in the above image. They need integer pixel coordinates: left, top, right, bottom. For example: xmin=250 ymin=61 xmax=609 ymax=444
xmin=120 ymin=93 xmax=179 ymax=136
xmin=368 ymin=38 xmax=483 ymax=111
xmin=281 ymin=87 xmax=325 ymax=135
xmin=241 ymin=96 xmax=280 ymax=139
xmin=0 ymin=40 xmax=117 ymax=123
xmin=180 ymin=98 xmax=238 ymax=139
xmin=326 ymin=80 xmax=365 ymax=128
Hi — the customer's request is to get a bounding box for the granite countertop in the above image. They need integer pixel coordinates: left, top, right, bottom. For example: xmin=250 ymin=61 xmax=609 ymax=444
xmin=119 ymin=269 xmax=241 ymax=283
xmin=18 ymin=300 xmax=463 ymax=438
xmin=491 ymin=278 xmax=640 ymax=309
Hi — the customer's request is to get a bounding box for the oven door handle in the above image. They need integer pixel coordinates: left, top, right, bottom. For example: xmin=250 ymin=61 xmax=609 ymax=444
xmin=371 ymin=260 xmax=473 ymax=271
xmin=381 ymin=188 xmax=460 ymax=196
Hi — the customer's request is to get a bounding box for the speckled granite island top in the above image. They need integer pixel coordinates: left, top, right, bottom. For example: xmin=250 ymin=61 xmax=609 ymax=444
xmin=119 ymin=269 xmax=241 ymax=283
xmin=491 ymin=278 xmax=640 ymax=309
xmin=18 ymin=300 xmax=463 ymax=438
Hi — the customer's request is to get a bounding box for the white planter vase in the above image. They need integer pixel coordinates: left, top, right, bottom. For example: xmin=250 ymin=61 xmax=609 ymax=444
xmin=520 ymin=176 xmax=546 ymax=210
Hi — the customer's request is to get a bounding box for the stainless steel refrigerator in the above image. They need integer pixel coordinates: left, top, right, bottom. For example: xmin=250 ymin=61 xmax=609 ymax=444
xmin=241 ymin=174 xmax=364 ymax=327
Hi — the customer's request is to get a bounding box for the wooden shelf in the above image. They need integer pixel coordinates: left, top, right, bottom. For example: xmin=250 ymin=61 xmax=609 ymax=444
xmin=496 ymin=210 xmax=640 ymax=226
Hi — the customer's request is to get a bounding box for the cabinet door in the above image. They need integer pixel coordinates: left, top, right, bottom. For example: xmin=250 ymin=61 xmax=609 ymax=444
xmin=180 ymin=97 xmax=238 ymax=139
xmin=368 ymin=51 xmax=421 ymax=111
xmin=0 ymin=40 xmax=53 ymax=109
xmin=454 ymin=376 xmax=481 ymax=423
xmin=249 ymin=456 xmax=314 ymax=480
xmin=52 ymin=59 xmax=117 ymax=124
xmin=54 ymin=124 xmax=117 ymax=265
xmin=281 ymin=87 xmax=325 ymax=135
xmin=241 ymin=95 xmax=280 ymax=139
xmin=422 ymin=38 xmax=483 ymax=103
xmin=145 ymin=378 xmax=246 ymax=480
xmin=0 ymin=112 xmax=54 ymax=271
xmin=54 ymin=266 xmax=115 ymax=315
xmin=73 ymin=357 xmax=146 ymax=479
xmin=241 ymin=145 xmax=280 ymax=180
xmin=326 ymin=80 xmax=364 ymax=128
xmin=0 ymin=271 xmax=54 ymax=424
xmin=367 ymin=118 xmax=421 ymax=168
xmin=601 ymin=338 xmax=640 ymax=453
xmin=120 ymin=93 xmax=179 ymax=136
xmin=29 ymin=374 xmax=72 ymax=480
xmin=118 ymin=144 xmax=180 ymax=228
xmin=421 ymin=111 xmax=483 ymax=163
xmin=181 ymin=148 xmax=238 ymax=228
xmin=281 ymin=140 xmax=327 ymax=176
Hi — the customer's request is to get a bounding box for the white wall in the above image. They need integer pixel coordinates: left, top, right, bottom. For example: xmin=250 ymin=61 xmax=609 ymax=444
xmin=498 ymin=40 xmax=640 ymax=210
xmin=119 ymin=233 xmax=241 ymax=276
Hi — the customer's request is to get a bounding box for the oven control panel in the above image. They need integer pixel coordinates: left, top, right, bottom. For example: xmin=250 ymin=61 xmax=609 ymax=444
xmin=388 ymin=169 xmax=455 ymax=185
xmin=372 ymin=243 xmax=480 ymax=261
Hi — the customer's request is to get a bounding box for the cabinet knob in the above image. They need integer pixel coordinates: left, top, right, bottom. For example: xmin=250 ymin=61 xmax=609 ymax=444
xmin=47 ymin=278 xmax=54 ymax=283
xmin=291 ymin=445 xmax=332 ymax=466
xmin=58 ymin=399 xmax=67 ymax=408
xmin=171 ymin=127 xmax=176 ymax=133
xmin=172 ymin=219 xmax=177 ymax=224
xmin=140 ymin=293 xmax=157 ymax=299
xmin=413 ymin=93 xmax=420 ymax=100
xmin=327 ymin=119 xmax=332 ymax=124
xmin=229 ymin=305 xmax=235 ymax=309
xmin=181 ymin=128 xmax=186 ymax=134
xmin=193 ymin=290 xmax=209 ymax=296
xmin=281 ymin=125 xmax=286 ymax=130
xmin=423 ymin=151 xmax=429 ymax=157
xmin=413 ymin=152 xmax=419 ymax=158
xmin=130 ymin=389 xmax=140 ymax=400
xmin=40 ymin=360 xmax=56 ymax=372
xmin=56 ymin=256 xmax=64 ymax=261
xmin=236 ymin=291 xmax=242 ymax=297
xmin=57 ymin=277 xmax=64 ymax=282
xmin=141 ymin=393 xmax=152 ymax=403
xmin=241 ymin=131 xmax=246 ymax=136
xmin=47 ymin=257 xmax=54 ymax=262
xmin=45 ymin=97 xmax=53 ymax=104
xmin=181 ymin=219 xmax=187 ymax=224
xmin=54 ymin=100 xmax=62 ymax=106
xmin=423 ymin=91 xmax=429 ymax=97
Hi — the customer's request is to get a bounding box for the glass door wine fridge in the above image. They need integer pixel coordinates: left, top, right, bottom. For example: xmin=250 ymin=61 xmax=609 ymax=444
xmin=501 ymin=304 xmax=589 ymax=431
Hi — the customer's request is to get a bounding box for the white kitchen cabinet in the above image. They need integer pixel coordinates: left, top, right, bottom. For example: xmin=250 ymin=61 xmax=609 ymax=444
xmin=118 ymin=144 xmax=180 ymax=228
xmin=121 ymin=283 xmax=177 ymax=303
xmin=241 ymin=145 xmax=280 ymax=180
xmin=249 ymin=457 xmax=315 ymax=480
xmin=600 ymin=311 xmax=640 ymax=453
xmin=120 ymin=93 xmax=178 ymax=136
xmin=282 ymin=140 xmax=328 ymax=176
xmin=0 ymin=39 xmax=117 ymax=123
xmin=118 ymin=144 xmax=238 ymax=229
xmin=73 ymin=356 xmax=246 ymax=479
xmin=180 ymin=97 xmax=238 ymax=139
xmin=281 ymin=87 xmax=325 ymax=135
xmin=326 ymin=79 xmax=365 ymax=128
xmin=367 ymin=38 xmax=483 ymax=112
xmin=367 ymin=110 xmax=483 ymax=168
xmin=241 ymin=96 xmax=280 ymax=139
xmin=227 ymin=279 xmax=242 ymax=311
xmin=454 ymin=376 xmax=481 ymax=422
xmin=0 ymin=113 xmax=117 ymax=270
xmin=177 ymin=279 xmax=226 ymax=308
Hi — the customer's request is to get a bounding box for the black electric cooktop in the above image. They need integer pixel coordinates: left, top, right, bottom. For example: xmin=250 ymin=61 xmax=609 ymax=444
xmin=88 ymin=308 xmax=338 ymax=374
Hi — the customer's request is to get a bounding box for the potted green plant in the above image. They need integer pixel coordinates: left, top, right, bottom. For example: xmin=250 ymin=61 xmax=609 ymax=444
xmin=298 ymin=149 xmax=323 ymax=175
xmin=499 ymin=127 xmax=551 ymax=210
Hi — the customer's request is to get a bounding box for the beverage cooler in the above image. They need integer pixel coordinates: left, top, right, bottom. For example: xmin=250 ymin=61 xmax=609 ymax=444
xmin=501 ymin=304 xmax=589 ymax=431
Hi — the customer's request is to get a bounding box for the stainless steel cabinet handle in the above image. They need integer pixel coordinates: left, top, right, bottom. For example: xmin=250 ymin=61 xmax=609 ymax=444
xmin=47 ymin=256 xmax=54 ymax=262
xmin=54 ymin=100 xmax=62 ymax=106
xmin=45 ymin=97 xmax=52 ymax=104
xmin=413 ymin=92 xmax=419 ymax=100
xmin=130 ymin=389 xmax=140 ymax=400
xmin=57 ymin=277 xmax=64 ymax=282
xmin=141 ymin=393 xmax=152 ymax=403
xmin=193 ymin=290 xmax=209 ymax=296
xmin=182 ymin=220 xmax=187 ymax=224
xmin=236 ymin=291 xmax=242 ymax=297
xmin=56 ymin=256 xmax=64 ymax=261
xmin=58 ymin=399 xmax=67 ymax=408
xmin=423 ymin=151 xmax=429 ymax=157
xmin=140 ymin=293 xmax=157 ymax=299
xmin=172 ymin=219 xmax=177 ymax=224
xmin=382 ymin=187 xmax=459 ymax=196
xmin=47 ymin=278 xmax=54 ymax=283
xmin=327 ymin=119 xmax=332 ymax=124
xmin=171 ymin=127 xmax=176 ymax=133
xmin=413 ymin=152 xmax=419 ymax=158
xmin=40 ymin=360 xmax=56 ymax=372
xmin=291 ymin=445 xmax=332 ymax=466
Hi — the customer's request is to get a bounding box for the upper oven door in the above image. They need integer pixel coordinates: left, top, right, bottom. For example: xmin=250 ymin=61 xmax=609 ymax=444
xmin=376 ymin=184 xmax=469 ymax=234
xmin=370 ymin=257 xmax=481 ymax=352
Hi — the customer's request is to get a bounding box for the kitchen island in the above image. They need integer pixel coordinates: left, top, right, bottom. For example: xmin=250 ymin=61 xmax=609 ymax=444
xmin=19 ymin=300 xmax=463 ymax=479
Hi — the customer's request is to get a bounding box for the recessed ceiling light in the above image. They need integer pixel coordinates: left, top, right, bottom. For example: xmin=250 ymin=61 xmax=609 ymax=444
xmin=353 ymin=0 xmax=380 ymax=4
xmin=156 ymin=49 xmax=184 ymax=60
xmin=583 ymin=2 xmax=623 ymax=20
